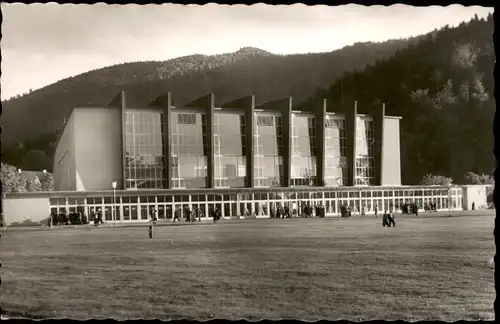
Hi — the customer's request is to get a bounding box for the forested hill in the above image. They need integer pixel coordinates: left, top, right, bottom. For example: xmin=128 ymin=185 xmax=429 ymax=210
xmin=1 ymin=37 xmax=421 ymax=170
xmin=302 ymin=14 xmax=494 ymax=185
xmin=2 ymin=41 xmax=418 ymax=144
xmin=2 ymin=15 xmax=493 ymax=186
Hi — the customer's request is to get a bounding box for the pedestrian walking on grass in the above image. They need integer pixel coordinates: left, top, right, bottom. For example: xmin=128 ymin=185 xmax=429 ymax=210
xmin=382 ymin=210 xmax=389 ymax=227
xmin=388 ymin=210 xmax=396 ymax=227
xmin=173 ymin=207 xmax=181 ymax=222
xmin=150 ymin=208 xmax=158 ymax=225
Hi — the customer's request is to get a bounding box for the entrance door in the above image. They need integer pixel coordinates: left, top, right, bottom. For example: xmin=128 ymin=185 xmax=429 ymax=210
xmin=239 ymin=202 xmax=251 ymax=216
xmin=311 ymin=199 xmax=322 ymax=216
xmin=140 ymin=205 xmax=148 ymax=220
xmin=123 ymin=205 xmax=130 ymax=221
xmin=87 ymin=206 xmax=97 ymax=218
xmin=325 ymin=199 xmax=336 ymax=215
xmin=114 ymin=206 xmax=121 ymax=222
xmin=223 ymin=202 xmax=231 ymax=218
xmin=158 ymin=204 xmax=166 ymax=220
xmin=130 ymin=205 xmax=138 ymax=221
xmin=104 ymin=206 xmax=112 ymax=221
xmin=173 ymin=204 xmax=189 ymax=221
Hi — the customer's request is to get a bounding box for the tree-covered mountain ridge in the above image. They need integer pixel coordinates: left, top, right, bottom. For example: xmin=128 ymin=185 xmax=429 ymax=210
xmin=1 ymin=14 xmax=493 ymax=187
xmin=301 ymin=14 xmax=494 ymax=184
xmin=2 ymin=38 xmax=421 ymax=146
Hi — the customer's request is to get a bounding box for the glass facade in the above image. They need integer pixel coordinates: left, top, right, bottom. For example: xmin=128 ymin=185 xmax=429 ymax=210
xmin=324 ymin=114 xmax=348 ymax=186
xmin=254 ymin=113 xmax=284 ymax=187
xmin=291 ymin=113 xmax=317 ymax=186
xmin=124 ymin=109 xmax=165 ymax=189
xmin=355 ymin=116 xmax=375 ymax=186
xmin=47 ymin=186 xmax=464 ymax=223
xmin=214 ymin=111 xmax=247 ymax=188
xmin=171 ymin=111 xmax=208 ymax=189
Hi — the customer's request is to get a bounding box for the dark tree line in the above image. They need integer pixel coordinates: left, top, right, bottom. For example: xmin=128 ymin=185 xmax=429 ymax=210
xmin=303 ymin=14 xmax=493 ymax=185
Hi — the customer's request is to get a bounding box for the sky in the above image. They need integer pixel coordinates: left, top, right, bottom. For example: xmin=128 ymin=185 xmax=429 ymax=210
xmin=1 ymin=3 xmax=493 ymax=101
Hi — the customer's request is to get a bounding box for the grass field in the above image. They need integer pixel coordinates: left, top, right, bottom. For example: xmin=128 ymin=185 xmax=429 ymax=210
xmin=0 ymin=213 xmax=495 ymax=321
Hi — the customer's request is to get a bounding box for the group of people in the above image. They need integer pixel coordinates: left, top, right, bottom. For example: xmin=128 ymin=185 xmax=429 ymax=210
xmin=48 ymin=209 xmax=107 ymax=227
xmin=401 ymin=203 xmax=419 ymax=216
xmin=270 ymin=205 xmax=291 ymax=219
xmin=91 ymin=209 xmax=104 ymax=226
xmin=168 ymin=206 xmax=221 ymax=223
xmin=48 ymin=210 xmax=88 ymax=227
xmin=423 ymin=202 xmax=439 ymax=212
xmin=382 ymin=210 xmax=396 ymax=227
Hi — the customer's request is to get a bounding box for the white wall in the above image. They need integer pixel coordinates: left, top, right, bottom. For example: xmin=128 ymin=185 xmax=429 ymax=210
xmin=463 ymin=185 xmax=489 ymax=210
xmin=382 ymin=117 xmax=401 ymax=186
xmin=53 ymin=113 xmax=76 ymax=191
xmin=74 ymin=107 xmax=123 ymax=191
xmin=4 ymin=197 xmax=50 ymax=226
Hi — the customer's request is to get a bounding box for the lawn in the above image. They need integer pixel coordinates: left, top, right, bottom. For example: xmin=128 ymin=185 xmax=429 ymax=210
xmin=0 ymin=213 xmax=495 ymax=321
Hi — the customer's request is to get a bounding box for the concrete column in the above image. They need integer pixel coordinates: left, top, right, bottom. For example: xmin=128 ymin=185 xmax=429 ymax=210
xmin=119 ymin=91 xmax=127 ymax=190
xmin=345 ymin=101 xmax=358 ymax=186
xmin=206 ymin=94 xmax=216 ymax=189
xmin=282 ymin=97 xmax=293 ymax=187
xmin=245 ymin=96 xmax=256 ymax=188
xmin=149 ymin=92 xmax=173 ymax=189
xmin=315 ymin=99 xmax=327 ymax=186
xmin=162 ymin=94 xmax=173 ymax=189
xmin=373 ymin=103 xmax=385 ymax=186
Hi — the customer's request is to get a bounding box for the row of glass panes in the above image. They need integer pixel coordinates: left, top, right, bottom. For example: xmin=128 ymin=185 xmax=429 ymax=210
xmin=126 ymin=166 xmax=164 ymax=177
xmin=50 ymin=196 xmax=462 ymax=221
xmin=355 ymin=178 xmax=374 ymax=186
xmin=215 ymin=157 xmax=246 ymax=177
xmin=355 ymin=165 xmax=375 ymax=177
xmin=125 ymin=134 xmax=163 ymax=146
xmin=125 ymin=179 xmax=164 ymax=189
xmin=171 ymin=134 xmax=207 ymax=145
xmin=125 ymin=146 xmax=163 ymax=156
xmin=254 ymin=145 xmax=283 ymax=156
xmin=126 ymin=110 xmax=163 ymax=123
xmin=255 ymin=178 xmax=283 ymax=187
xmin=171 ymin=146 xmax=207 ymax=156
xmin=50 ymin=190 xmax=462 ymax=208
xmin=124 ymin=112 xmax=362 ymax=139
xmin=124 ymin=122 xmax=163 ymax=135
xmin=325 ymin=118 xmax=346 ymax=128
xmin=214 ymin=137 xmax=247 ymax=155
xmin=324 ymin=177 xmax=348 ymax=186
xmin=126 ymin=153 xmax=163 ymax=164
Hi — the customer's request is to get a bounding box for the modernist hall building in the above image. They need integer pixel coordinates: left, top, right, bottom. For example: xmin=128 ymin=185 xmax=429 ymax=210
xmin=4 ymin=91 xmax=483 ymax=225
